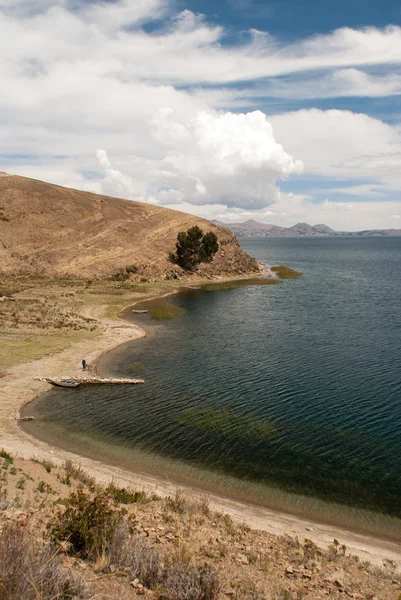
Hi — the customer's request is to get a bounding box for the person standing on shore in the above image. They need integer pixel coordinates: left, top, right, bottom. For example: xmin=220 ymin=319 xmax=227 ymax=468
xmin=82 ymin=359 xmax=86 ymax=371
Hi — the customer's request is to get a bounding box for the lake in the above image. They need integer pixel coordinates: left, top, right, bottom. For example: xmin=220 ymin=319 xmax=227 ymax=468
xmin=23 ymin=237 xmax=401 ymax=538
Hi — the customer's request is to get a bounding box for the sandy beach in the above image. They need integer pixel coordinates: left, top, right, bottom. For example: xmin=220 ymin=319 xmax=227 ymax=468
xmin=1 ymin=298 xmax=401 ymax=569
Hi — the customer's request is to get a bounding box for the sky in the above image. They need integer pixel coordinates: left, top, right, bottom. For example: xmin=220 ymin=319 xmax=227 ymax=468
xmin=1 ymin=0 xmax=401 ymax=230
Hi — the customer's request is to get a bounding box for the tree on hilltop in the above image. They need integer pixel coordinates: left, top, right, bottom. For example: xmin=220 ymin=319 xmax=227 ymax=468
xmin=170 ymin=225 xmax=219 ymax=269
xmin=200 ymin=230 xmax=219 ymax=260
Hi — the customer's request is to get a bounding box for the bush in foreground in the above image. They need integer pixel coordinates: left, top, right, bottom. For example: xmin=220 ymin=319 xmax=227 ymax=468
xmin=160 ymin=562 xmax=220 ymax=600
xmin=0 ymin=521 xmax=85 ymax=600
xmin=109 ymin=523 xmax=219 ymax=599
xmin=49 ymin=489 xmax=220 ymax=599
xmin=49 ymin=488 xmax=123 ymax=559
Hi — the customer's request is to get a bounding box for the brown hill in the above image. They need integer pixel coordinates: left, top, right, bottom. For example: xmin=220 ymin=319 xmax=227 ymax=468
xmin=0 ymin=174 xmax=258 ymax=279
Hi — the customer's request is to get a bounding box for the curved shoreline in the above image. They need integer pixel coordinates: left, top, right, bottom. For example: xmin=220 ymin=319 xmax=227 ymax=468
xmin=2 ymin=281 xmax=401 ymax=567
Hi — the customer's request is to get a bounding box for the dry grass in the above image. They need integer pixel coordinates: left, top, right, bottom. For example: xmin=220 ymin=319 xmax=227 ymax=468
xmin=64 ymin=460 xmax=96 ymax=488
xmin=109 ymin=522 xmax=220 ymax=599
xmin=0 ymin=274 xmax=168 ymax=367
xmin=109 ymin=524 xmax=164 ymax=587
xmin=160 ymin=562 xmax=220 ymax=600
xmin=106 ymin=481 xmax=159 ymax=505
xmin=0 ymin=521 xmax=86 ymax=600
xmin=0 ymin=174 xmax=258 ymax=279
xmin=164 ymin=489 xmax=211 ymax=517
xmin=1 ymin=457 xmax=400 ymax=600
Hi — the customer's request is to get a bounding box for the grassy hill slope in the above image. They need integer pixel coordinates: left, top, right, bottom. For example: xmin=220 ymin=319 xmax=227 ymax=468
xmin=0 ymin=174 xmax=258 ymax=279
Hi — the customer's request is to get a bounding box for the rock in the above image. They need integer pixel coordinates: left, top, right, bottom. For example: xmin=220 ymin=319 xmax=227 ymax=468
xmin=330 ymin=571 xmax=347 ymax=589
xmin=236 ymin=553 xmax=249 ymax=565
xmin=0 ymin=500 xmax=11 ymax=510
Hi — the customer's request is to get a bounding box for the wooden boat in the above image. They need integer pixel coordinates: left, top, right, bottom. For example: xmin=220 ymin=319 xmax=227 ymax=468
xmin=47 ymin=378 xmax=80 ymax=388
xmin=132 ymin=309 xmax=148 ymax=314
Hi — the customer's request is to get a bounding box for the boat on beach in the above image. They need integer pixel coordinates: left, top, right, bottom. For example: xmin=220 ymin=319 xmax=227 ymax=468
xmin=47 ymin=378 xmax=80 ymax=388
xmin=132 ymin=309 xmax=148 ymax=314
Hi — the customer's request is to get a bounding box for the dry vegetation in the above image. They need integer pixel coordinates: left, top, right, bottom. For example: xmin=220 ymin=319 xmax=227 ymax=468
xmin=0 ymin=174 xmax=259 ymax=279
xmin=0 ymin=274 xmax=172 ymax=368
xmin=0 ymin=451 xmax=400 ymax=600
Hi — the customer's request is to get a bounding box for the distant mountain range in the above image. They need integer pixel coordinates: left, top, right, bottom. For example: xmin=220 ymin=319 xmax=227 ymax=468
xmin=213 ymin=219 xmax=401 ymax=238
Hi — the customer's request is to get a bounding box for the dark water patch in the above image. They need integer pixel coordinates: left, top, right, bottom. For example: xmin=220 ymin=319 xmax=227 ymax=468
xmin=271 ymin=266 xmax=303 ymax=279
xmin=200 ymin=277 xmax=281 ymax=291
xmin=145 ymin=301 xmax=185 ymax=320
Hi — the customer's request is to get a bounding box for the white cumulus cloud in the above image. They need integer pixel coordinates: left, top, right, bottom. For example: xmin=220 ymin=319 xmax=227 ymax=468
xmin=150 ymin=109 xmax=303 ymax=209
xmin=95 ymin=110 xmax=303 ymax=210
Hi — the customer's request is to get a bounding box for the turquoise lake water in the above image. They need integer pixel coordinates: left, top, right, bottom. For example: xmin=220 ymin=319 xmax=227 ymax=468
xmin=23 ymin=237 xmax=401 ymax=536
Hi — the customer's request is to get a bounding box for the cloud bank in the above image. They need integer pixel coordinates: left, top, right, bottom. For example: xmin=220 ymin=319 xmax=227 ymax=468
xmin=0 ymin=0 xmax=400 ymax=229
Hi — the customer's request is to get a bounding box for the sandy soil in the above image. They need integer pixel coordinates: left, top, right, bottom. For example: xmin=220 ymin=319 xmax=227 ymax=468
xmin=1 ymin=302 xmax=401 ymax=570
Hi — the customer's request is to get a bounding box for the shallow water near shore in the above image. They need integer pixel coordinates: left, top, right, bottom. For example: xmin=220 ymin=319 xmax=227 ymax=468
xmin=23 ymin=237 xmax=401 ymax=539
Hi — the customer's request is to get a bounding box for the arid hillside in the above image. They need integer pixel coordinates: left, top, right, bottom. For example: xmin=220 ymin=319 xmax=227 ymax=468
xmin=0 ymin=173 xmax=258 ymax=279
xmin=1 ymin=452 xmax=400 ymax=600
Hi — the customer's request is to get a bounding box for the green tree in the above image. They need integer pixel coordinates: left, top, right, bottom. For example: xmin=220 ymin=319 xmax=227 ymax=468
xmin=200 ymin=231 xmax=219 ymax=261
xmin=171 ymin=226 xmax=219 ymax=269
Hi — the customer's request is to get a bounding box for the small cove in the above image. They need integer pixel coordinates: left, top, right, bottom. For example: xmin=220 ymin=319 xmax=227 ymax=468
xmin=22 ymin=237 xmax=401 ymax=540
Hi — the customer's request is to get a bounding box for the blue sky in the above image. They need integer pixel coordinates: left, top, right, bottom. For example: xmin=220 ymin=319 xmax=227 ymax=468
xmin=0 ymin=0 xmax=400 ymax=229
xmin=184 ymin=0 xmax=401 ymax=39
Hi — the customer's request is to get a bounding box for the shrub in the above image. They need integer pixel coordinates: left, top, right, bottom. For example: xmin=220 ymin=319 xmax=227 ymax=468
xmin=109 ymin=524 xmax=219 ymax=598
xmin=0 ymin=449 xmax=13 ymax=463
xmin=326 ymin=538 xmax=346 ymax=561
xmin=161 ymin=563 xmax=220 ymax=600
xmin=37 ymin=481 xmax=53 ymax=494
xmin=165 ymin=489 xmax=189 ymax=515
xmin=164 ymin=490 xmax=210 ymax=517
xmin=49 ymin=488 xmax=123 ymax=560
xmin=64 ymin=460 xmax=95 ymax=487
xmin=38 ymin=458 xmax=54 ymax=473
xmin=303 ymin=538 xmax=321 ymax=560
xmin=106 ymin=482 xmax=153 ymax=505
xmin=110 ymin=265 xmax=138 ymax=281
xmin=110 ymin=524 xmax=163 ymax=588
xmin=0 ymin=521 xmax=85 ymax=600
